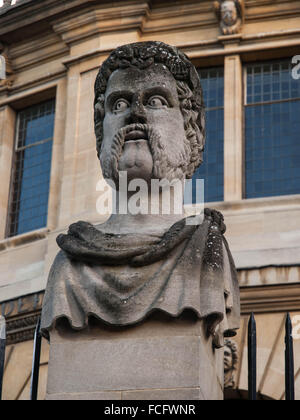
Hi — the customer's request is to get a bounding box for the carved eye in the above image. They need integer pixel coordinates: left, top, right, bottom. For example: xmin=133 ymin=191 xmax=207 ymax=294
xmin=113 ymin=99 xmax=130 ymax=113
xmin=147 ymin=96 xmax=168 ymax=109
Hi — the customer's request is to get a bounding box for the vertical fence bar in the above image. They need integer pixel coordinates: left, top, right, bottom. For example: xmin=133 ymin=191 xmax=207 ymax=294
xmin=30 ymin=317 xmax=42 ymax=401
xmin=0 ymin=316 xmax=6 ymax=401
xmin=248 ymin=312 xmax=257 ymax=400
xmin=285 ymin=313 xmax=295 ymax=401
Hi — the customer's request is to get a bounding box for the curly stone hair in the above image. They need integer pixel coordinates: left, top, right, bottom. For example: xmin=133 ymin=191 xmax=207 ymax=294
xmin=94 ymin=41 xmax=206 ymax=179
xmin=225 ymin=339 xmax=238 ymax=370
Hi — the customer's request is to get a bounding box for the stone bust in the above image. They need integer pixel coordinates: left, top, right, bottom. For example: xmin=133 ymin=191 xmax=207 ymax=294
xmin=41 ymin=41 xmax=240 ymax=348
xmin=224 ymin=339 xmax=238 ymax=388
xmin=214 ymin=0 xmax=244 ymax=35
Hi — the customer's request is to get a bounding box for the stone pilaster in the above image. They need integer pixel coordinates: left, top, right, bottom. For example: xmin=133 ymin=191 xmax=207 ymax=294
xmin=0 ymin=105 xmax=15 ymax=239
xmin=223 ymin=54 xmax=243 ymax=201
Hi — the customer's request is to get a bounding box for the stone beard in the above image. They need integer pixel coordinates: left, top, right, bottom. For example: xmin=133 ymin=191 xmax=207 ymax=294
xmin=100 ymin=121 xmax=191 ymax=185
xmin=41 ymin=41 xmax=240 ymax=348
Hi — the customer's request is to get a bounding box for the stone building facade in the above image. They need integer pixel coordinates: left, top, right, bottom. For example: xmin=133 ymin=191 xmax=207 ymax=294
xmin=0 ymin=0 xmax=299 ymax=400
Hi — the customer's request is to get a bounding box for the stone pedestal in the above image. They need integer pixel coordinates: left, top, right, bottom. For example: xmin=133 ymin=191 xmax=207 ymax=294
xmin=45 ymin=311 xmax=224 ymax=400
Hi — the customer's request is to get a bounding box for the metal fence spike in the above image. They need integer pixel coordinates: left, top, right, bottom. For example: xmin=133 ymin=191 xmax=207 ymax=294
xmin=248 ymin=312 xmax=257 ymax=400
xmin=0 ymin=316 xmax=6 ymax=401
xmin=30 ymin=317 xmax=42 ymax=401
xmin=285 ymin=313 xmax=295 ymax=401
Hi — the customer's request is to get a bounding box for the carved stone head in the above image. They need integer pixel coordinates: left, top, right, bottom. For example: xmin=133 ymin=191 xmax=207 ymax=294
xmin=221 ymin=1 xmax=238 ymax=26
xmin=214 ymin=0 xmax=244 ymax=35
xmin=224 ymin=339 xmax=238 ymax=388
xmin=94 ymin=41 xmax=205 ymax=187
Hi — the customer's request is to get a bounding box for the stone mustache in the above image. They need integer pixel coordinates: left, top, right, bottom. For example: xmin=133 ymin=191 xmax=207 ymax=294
xmin=41 ymin=41 xmax=240 ymax=349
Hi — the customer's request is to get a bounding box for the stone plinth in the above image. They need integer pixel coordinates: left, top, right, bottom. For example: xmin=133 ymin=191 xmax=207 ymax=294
xmin=45 ymin=311 xmax=224 ymax=400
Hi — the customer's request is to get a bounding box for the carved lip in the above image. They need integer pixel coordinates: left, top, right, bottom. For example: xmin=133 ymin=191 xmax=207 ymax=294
xmin=124 ymin=130 xmax=148 ymax=141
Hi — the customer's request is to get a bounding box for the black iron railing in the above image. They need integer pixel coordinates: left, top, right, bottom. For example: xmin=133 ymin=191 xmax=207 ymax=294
xmin=248 ymin=313 xmax=257 ymax=401
xmin=0 ymin=315 xmax=41 ymax=401
xmin=0 ymin=313 xmax=296 ymax=400
xmin=247 ymin=312 xmax=295 ymax=401
xmin=0 ymin=316 xmax=6 ymax=400
xmin=30 ymin=317 xmax=42 ymax=401
xmin=285 ymin=314 xmax=295 ymax=401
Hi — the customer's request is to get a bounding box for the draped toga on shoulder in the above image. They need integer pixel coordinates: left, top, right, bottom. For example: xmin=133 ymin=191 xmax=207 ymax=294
xmin=41 ymin=209 xmax=240 ymax=348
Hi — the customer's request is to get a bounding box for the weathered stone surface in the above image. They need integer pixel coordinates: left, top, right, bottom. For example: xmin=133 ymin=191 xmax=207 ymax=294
xmin=121 ymin=388 xmax=205 ymax=400
xmin=46 ymin=391 xmax=122 ymax=400
xmin=46 ymin=314 xmax=224 ymax=400
xmin=48 ymin=336 xmax=201 ymax=393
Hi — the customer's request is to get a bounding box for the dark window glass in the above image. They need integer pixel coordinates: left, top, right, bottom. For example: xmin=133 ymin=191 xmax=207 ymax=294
xmin=8 ymin=99 xmax=55 ymax=237
xmin=192 ymin=67 xmax=224 ymax=203
xmin=245 ymin=60 xmax=300 ymax=198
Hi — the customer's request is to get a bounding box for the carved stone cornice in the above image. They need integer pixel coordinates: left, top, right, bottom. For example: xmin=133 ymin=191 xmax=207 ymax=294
xmin=246 ymin=0 xmax=300 ymax=23
xmin=51 ymin=1 xmax=150 ymax=45
xmin=0 ymin=0 xmax=300 ymax=39
xmin=8 ymin=34 xmax=69 ymax=72
xmin=0 ymin=0 xmax=87 ymax=35
xmin=6 ymin=313 xmax=41 ymax=345
xmin=0 ymin=292 xmax=44 ymax=345
xmin=0 ymin=228 xmax=48 ymax=252
xmin=240 ymin=283 xmax=300 ymax=314
xmin=0 ymin=0 xmax=33 ymax=16
xmin=142 ymin=1 xmax=216 ymax=34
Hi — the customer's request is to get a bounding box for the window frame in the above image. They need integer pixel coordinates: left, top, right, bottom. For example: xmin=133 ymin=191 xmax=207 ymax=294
xmin=243 ymin=58 xmax=300 ymax=200
xmin=5 ymin=98 xmax=56 ymax=238
xmin=193 ymin=66 xmax=225 ymax=203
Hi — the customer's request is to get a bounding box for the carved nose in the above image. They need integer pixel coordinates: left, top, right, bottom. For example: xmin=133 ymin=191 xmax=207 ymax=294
xmin=129 ymin=99 xmax=147 ymax=124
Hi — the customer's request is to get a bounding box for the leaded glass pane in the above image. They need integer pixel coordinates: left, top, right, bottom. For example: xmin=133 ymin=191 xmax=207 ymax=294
xmin=192 ymin=67 xmax=224 ymax=203
xmin=8 ymin=99 xmax=55 ymax=237
xmin=247 ymin=60 xmax=300 ymax=105
xmin=245 ymin=60 xmax=300 ymax=199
